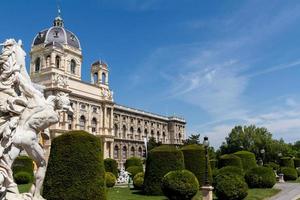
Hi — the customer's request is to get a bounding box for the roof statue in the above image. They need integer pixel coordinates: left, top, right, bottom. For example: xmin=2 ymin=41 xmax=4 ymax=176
xmin=0 ymin=39 xmax=73 ymax=200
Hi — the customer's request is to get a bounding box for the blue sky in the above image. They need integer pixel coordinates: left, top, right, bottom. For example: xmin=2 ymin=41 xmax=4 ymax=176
xmin=2 ymin=0 xmax=300 ymax=147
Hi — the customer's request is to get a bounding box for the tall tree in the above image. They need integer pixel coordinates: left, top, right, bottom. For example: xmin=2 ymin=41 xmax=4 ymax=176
xmin=183 ymin=134 xmax=201 ymax=145
xmin=147 ymin=137 xmax=161 ymax=152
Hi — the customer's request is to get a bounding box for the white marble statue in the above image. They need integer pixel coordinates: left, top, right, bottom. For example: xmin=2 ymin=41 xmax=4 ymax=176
xmin=116 ymin=167 xmax=130 ymax=184
xmin=0 ymin=39 xmax=73 ymax=200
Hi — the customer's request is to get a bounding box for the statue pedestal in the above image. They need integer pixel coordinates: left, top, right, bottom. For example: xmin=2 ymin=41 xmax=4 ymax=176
xmin=201 ymin=185 xmax=214 ymax=200
xmin=278 ymin=173 xmax=285 ymax=183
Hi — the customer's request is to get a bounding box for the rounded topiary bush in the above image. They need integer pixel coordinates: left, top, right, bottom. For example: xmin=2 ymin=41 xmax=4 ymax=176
xmin=43 ymin=131 xmax=106 ymax=200
xmin=161 ymin=170 xmax=199 ymax=200
xmin=14 ymin=171 xmax=32 ymax=184
xmin=297 ymin=168 xmax=300 ymax=177
xmin=216 ymin=166 xmax=244 ymax=177
xmin=234 ymin=151 xmax=257 ymax=171
xmin=265 ymin=162 xmax=280 ymax=171
xmin=181 ymin=144 xmax=212 ymax=186
xmin=219 ymin=154 xmax=243 ymax=169
xmin=105 ymin=172 xmax=116 ymax=188
xmin=280 ymin=167 xmax=298 ymax=181
xmin=245 ymin=167 xmax=276 ymax=188
xmin=104 ymin=158 xmax=118 ymax=178
xmin=144 ymin=145 xmax=185 ymax=195
xmin=294 ymin=158 xmax=300 ymax=168
xmin=133 ymin=172 xmax=144 ymax=190
xmin=125 ymin=157 xmax=143 ymax=170
xmin=127 ymin=165 xmax=143 ymax=177
xmin=215 ymin=174 xmax=248 ymax=200
xmin=12 ymin=156 xmax=34 ymax=183
xmin=280 ymin=157 xmax=294 ymax=168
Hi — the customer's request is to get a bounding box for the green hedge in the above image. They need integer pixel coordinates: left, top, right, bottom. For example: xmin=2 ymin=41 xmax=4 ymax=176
xmin=161 ymin=170 xmax=199 ymax=200
xmin=144 ymin=145 xmax=185 ymax=195
xmin=265 ymin=162 xmax=280 ymax=171
xmin=104 ymin=158 xmax=118 ymax=178
xmin=14 ymin=171 xmax=32 ymax=184
xmin=133 ymin=172 xmax=144 ymax=190
xmin=12 ymin=156 xmax=34 ymax=183
xmin=280 ymin=167 xmax=298 ymax=181
xmin=280 ymin=157 xmax=294 ymax=168
xmin=245 ymin=167 xmax=276 ymax=188
xmin=43 ymin=131 xmax=106 ymax=200
xmin=294 ymin=158 xmax=300 ymax=168
xmin=210 ymin=159 xmax=218 ymax=170
xmin=216 ymin=166 xmax=244 ymax=178
xmin=127 ymin=166 xmax=143 ymax=177
xmin=234 ymin=151 xmax=257 ymax=171
xmin=181 ymin=144 xmax=212 ymax=186
xmin=219 ymin=154 xmax=243 ymax=169
xmin=105 ymin=172 xmax=116 ymax=188
xmin=215 ymin=174 xmax=248 ymax=200
xmin=125 ymin=157 xmax=143 ymax=170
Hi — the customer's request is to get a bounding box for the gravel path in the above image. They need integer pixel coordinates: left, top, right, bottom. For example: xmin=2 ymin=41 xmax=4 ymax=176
xmin=269 ymin=183 xmax=300 ymax=200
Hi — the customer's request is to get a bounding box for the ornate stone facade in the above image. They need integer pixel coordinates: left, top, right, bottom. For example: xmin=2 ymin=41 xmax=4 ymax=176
xmin=29 ymin=15 xmax=186 ymax=167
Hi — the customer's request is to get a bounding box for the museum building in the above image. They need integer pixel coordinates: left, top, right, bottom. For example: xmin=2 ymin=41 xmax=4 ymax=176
xmin=29 ymin=15 xmax=186 ymax=167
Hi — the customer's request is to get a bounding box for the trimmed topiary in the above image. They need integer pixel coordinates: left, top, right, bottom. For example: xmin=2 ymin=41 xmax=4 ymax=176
xmin=181 ymin=144 xmax=212 ymax=186
xmin=280 ymin=167 xmax=298 ymax=181
xmin=297 ymin=168 xmax=300 ymax=177
xmin=219 ymin=154 xmax=243 ymax=169
xmin=104 ymin=158 xmax=118 ymax=178
xmin=215 ymin=174 xmax=248 ymax=200
xmin=14 ymin=171 xmax=32 ymax=184
xmin=294 ymin=158 xmax=300 ymax=168
xmin=12 ymin=156 xmax=34 ymax=183
xmin=43 ymin=131 xmax=106 ymax=200
xmin=245 ymin=167 xmax=276 ymax=188
xmin=265 ymin=162 xmax=280 ymax=171
xmin=125 ymin=157 xmax=143 ymax=170
xmin=280 ymin=157 xmax=294 ymax=168
xmin=144 ymin=145 xmax=185 ymax=195
xmin=133 ymin=172 xmax=144 ymax=190
xmin=234 ymin=151 xmax=257 ymax=171
xmin=210 ymin=159 xmax=218 ymax=170
xmin=216 ymin=166 xmax=244 ymax=177
xmin=127 ymin=166 xmax=143 ymax=178
xmin=161 ymin=170 xmax=199 ymax=200
xmin=105 ymin=172 xmax=116 ymax=188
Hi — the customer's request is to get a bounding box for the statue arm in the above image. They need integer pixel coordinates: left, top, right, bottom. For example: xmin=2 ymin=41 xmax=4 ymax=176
xmin=15 ymin=71 xmax=43 ymax=98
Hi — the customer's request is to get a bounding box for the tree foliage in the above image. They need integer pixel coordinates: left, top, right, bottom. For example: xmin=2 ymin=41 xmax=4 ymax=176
xmin=147 ymin=137 xmax=162 ymax=152
xmin=183 ymin=134 xmax=201 ymax=145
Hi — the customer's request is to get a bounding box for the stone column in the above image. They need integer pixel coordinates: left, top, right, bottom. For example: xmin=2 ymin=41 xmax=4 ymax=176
xmin=201 ymin=186 xmax=214 ymax=200
xmin=104 ymin=106 xmax=107 ymax=135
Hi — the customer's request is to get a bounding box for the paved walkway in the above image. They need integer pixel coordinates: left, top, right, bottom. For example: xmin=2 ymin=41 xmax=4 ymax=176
xmin=269 ymin=183 xmax=300 ymax=200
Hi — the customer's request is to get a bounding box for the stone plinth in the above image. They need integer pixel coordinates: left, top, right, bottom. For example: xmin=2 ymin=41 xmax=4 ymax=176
xmin=201 ymin=185 xmax=214 ymax=200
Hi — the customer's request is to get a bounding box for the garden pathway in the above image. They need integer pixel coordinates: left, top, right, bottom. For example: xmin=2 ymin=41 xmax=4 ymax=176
xmin=269 ymin=183 xmax=300 ymax=200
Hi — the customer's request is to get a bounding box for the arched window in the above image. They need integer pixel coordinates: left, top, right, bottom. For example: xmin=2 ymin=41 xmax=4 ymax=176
xmin=114 ymin=145 xmax=119 ymax=159
xmin=55 ymin=56 xmax=61 ymax=68
xmin=93 ymin=73 xmax=98 ymax=84
xmin=179 ymin=133 xmax=182 ymax=142
xmin=114 ymin=124 xmax=118 ymax=137
xmin=163 ymin=132 xmax=166 ymax=143
xmin=122 ymin=146 xmax=127 ymax=160
xmin=67 ymin=114 xmax=73 ymax=130
xmin=151 ymin=130 xmax=154 ymax=137
xmin=138 ymin=147 xmax=143 ymax=157
xmin=35 ymin=57 xmax=40 ymax=72
xmin=71 ymin=59 xmax=76 ymax=74
xmin=91 ymin=118 xmax=97 ymax=133
xmin=102 ymin=73 xmax=106 ymax=84
xmin=144 ymin=129 xmax=148 ymax=138
xmin=157 ymin=131 xmax=160 ymax=141
xmin=122 ymin=125 xmax=126 ymax=139
xmin=130 ymin=126 xmax=134 ymax=139
xmin=79 ymin=116 xmax=86 ymax=130
xmin=46 ymin=55 xmax=50 ymax=67
xmin=130 ymin=147 xmax=135 ymax=157
xmin=137 ymin=128 xmax=141 ymax=140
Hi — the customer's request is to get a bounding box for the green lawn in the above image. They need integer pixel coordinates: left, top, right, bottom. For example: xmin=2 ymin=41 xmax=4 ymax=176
xmin=18 ymin=183 xmax=32 ymax=193
xmin=108 ymin=187 xmax=279 ymax=200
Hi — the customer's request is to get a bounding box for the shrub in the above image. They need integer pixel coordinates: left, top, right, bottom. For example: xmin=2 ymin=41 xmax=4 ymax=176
xmin=133 ymin=172 xmax=144 ymax=190
xmin=216 ymin=166 xmax=244 ymax=177
xmin=219 ymin=154 xmax=243 ymax=169
xmin=43 ymin=131 xmax=106 ymax=200
xmin=297 ymin=168 xmax=300 ymax=177
xmin=144 ymin=145 xmax=185 ymax=195
xmin=294 ymin=158 xmax=300 ymax=168
xmin=125 ymin=157 xmax=143 ymax=170
xmin=14 ymin=171 xmax=32 ymax=184
xmin=234 ymin=151 xmax=257 ymax=171
xmin=104 ymin=158 xmax=118 ymax=178
xmin=245 ymin=167 xmax=276 ymax=188
xmin=280 ymin=157 xmax=294 ymax=168
xmin=127 ymin=166 xmax=143 ymax=177
xmin=215 ymin=174 xmax=248 ymax=200
xmin=105 ymin=172 xmax=116 ymax=188
xmin=161 ymin=170 xmax=199 ymax=200
xmin=210 ymin=159 xmax=218 ymax=170
xmin=12 ymin=156 xmax=34 ymax=182
xmin=181 ymin=144 xmax=212 ymax=186
xmin=265 ymin=162 xmax=280 ymax=171
xmin=280 ymin=167 xmax=298 ymax=181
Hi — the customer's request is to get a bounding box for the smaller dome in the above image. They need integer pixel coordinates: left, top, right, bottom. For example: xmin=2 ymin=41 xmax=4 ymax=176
xmin=32 ymin=16 xmax=81 ymax=49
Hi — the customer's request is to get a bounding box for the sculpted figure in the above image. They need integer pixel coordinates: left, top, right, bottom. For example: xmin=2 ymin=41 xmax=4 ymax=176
xmin=0 ymin=39 xmax=72 ymax=200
